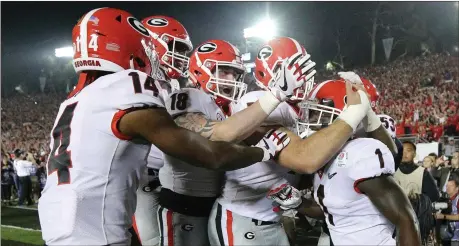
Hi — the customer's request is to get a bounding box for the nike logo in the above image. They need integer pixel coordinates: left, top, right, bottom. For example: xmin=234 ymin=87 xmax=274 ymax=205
xmin=328 ymin=172 xmax=337 ymax=179
xmin=279 ymin=71 xmax=288 ymax=91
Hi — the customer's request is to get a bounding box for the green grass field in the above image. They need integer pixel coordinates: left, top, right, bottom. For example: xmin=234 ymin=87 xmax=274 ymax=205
xmin=1 ymin=205 xmax=320 ymax=246
xmin=1 ymin=206 xmax=44 ymax=246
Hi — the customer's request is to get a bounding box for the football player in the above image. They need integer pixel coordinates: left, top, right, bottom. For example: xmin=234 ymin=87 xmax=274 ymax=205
xmin=208 ymin=37 xmax=313 ymax=246
xmin=208 ymin=37 xmax=383 ymax=246
xmin=156 ymin=38 xmax=314 ymax=246
xmin=268 ymin=79 xmax=420 ymax=245
xmin=132 ymin=15 xmax=193 ymax=246
xmin=335 ymin=71 xmax=403 ymax=170
xmin=38 ymin=8 xmax=290 ymax=245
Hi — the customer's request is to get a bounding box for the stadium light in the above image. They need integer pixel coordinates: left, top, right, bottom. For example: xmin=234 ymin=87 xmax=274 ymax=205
xmin=243 ymin=18 xmax=276 ymax=41
xmin=325 ymin=61 xmax=335 ymax=71
xmin=55 ymin=46 xmax=74 ymax=58
xmin=454 ymin=46 xmax=459 ymax=52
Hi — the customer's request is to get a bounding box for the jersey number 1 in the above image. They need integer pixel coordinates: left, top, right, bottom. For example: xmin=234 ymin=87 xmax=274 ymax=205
xmin=317 ymin=185 xmax=335 ymax=226
xmin=375 ymin=148 xmax=385 ymax=168
xmin=47 ymin=102 xmax=78 ymax=185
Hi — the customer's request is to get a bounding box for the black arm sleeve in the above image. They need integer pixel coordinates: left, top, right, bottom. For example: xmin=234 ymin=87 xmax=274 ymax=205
xmin=422 ymin=169 xmax=440 ymax=202
xmin=394 ymin=137 xmax=403 ymax=171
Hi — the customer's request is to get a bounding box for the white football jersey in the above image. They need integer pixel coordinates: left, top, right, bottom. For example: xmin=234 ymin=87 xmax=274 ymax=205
xmin=38 ymin=69 xmax=164 ymax=245
xmin=313 ymin=138 xmax=396 ymax=245
xmin=147 ymin=145 xmax=164 ymax=170
xmin=159 ymin=88 xmax=225 ymax=197
xmin=218 ymin=91 xmax=299 ymax=222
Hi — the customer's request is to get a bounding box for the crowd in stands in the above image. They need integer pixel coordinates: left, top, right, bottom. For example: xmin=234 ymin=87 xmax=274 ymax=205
xmin=358 ymin=53 xmax=459 ymax=141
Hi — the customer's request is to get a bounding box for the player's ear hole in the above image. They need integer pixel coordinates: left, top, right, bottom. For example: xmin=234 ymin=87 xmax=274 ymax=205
xmin=134 ymin=57 xmax=146 ymax=68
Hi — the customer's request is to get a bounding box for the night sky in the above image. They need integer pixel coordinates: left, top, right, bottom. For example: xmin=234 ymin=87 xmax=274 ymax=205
xmin=1 ymin=1 xmax=458 ymax=85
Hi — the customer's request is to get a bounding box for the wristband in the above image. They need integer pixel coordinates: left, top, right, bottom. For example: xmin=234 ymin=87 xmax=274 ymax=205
xmin=338 ymin=104 xmax=367 ymax=132
xmin=259 ymin=91 xmax=281 ymax=115
xmin=338 ymin=90 xmax=370 ymax=131
xmin=365 ymin=109 xmax=382 ymax=132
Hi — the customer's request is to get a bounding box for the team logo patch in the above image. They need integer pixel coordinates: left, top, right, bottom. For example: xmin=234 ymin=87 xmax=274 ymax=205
xmin=336 ymin=151 xmax=348 ymax=168
xmin=244 ymin=232 xmax=255 ymax=240
xmin=142 ymin=185 xmax=152 ymax=192
xmin=127 ymin=17 xmax=150 ymax=37
xmin=257 ymin=45 xmax=273 ymax=60
xmin=146 ymin=18 xmax=169 ymax=27
xmin=181 ymin=224 xmax=194 ymax=232
xmin=197 ymin=42 xmax=217 ymax=53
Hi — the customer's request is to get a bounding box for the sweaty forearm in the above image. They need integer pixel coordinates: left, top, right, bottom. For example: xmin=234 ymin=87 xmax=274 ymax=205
xmin=214 ymin=100 xmax=272 ymax=143
xmin=278 ymin=120 xmax=353 ymax=173
xmin=367 ymin=125 xmax=397 ymax=155
xmin=397 ymin=216 xmax=421 ymax=246
xmin=124 ymin=108 xmax=264 ymax=172
xmin=158 ymin=127 xmax=263 ymax=171
xmin=208 ymin=141 xmax=264 ymax=171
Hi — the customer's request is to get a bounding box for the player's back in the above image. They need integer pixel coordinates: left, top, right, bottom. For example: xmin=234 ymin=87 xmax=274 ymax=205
xmin=38 ymin=69 xmax=164 ymax=245
xmin=313 ymin=138 xmax=396 ymax=245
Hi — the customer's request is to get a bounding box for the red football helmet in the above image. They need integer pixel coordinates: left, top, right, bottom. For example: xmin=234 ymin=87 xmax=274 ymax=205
xmin=142 ymin=16 xmax=193 ymax=79
xmin=360 ymin=76 xmax=380 ymax=110
xmin=188 ymin=40 xmax=247 ymax=107
xmin=72 ymin=8 xmax=157 ymax=76
xmin=295 ymin=79 xmax=347 ymax=137
xmin=254 ymin=37 xmax=315 ymax=101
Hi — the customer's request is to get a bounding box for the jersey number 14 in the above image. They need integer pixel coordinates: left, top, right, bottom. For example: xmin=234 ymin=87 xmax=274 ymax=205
xmin=47 ymin=103 xmax=78 ymax=185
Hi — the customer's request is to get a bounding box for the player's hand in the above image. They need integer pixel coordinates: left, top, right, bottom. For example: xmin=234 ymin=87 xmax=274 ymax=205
xmin=255 ymin=129 xmax=290 ymax=162
xmin=267 ymin=183 xmax=303 ymax=211
xmin=338 ymin=71 xmax=363 ymax=85
xmin=268 ymin=53 xmax=316 ymax=102
xmin=345 ymin=81 xmax=370 ymax=107
xmin=337 ymin=81 xmax=371 ymax=131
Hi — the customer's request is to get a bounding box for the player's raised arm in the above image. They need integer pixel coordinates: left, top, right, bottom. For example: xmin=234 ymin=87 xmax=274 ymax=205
xmin=118 ymin=107 xmax=289 ymax=171
xmin=204 ymin=53 xmax=315 ymax=143
xmin=276 ymin=81 xmax=370 ymax=173
xmin=337 ymin=72 xmax=397 ymax=155
xmin=356 ymin=176 xmax=421 ymax=246
xmin=172 ymin=48 xmax=316 ymax=144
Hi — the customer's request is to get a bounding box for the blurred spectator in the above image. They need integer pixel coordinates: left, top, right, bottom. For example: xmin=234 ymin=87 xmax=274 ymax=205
xmin=395 ymin=141 xmax=440 ymax=202
xmin=445 ymin=137 xmax=458 ymax=158
xmin=13 ymin=149 xmax=37 ymax=206
xmin=434 ymin=173 xmax=459 ymax=245
xmin=423 ymin=155 xmax=436 ymax=172
xmin=1 ymin=155 xmax=14 ymax=205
